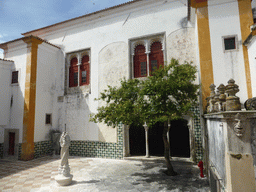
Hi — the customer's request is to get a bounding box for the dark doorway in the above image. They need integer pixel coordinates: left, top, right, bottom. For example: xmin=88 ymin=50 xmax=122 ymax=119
xmin=129 ymin=124 xmax=145 ymax=156
xmin=8 ymin=132 xmax=15 ymax=155
xmin=129 ymin=123 xmax=165 ymax=156
xmin=149 ymin=122 xmax=164 ymax=156
xmin=169 ymin=119 xmax=190 ymax=157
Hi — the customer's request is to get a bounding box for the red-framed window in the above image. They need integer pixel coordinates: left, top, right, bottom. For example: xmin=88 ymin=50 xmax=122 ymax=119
xmin=149 ymin=41 xmax=164 ymax=75
xmin=134 ymin=45 xmax=147 ymax=78
xmin=69 ymin=57 xmax=78 ymax=87
xmin=80 ymin=55 xmax=90 ymax=86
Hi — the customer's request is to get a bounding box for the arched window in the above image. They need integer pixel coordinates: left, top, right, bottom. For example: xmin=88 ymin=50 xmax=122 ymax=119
xmin=149 ymin=41 xmax=164 ymax=75
xmin=69 ymin=57 xmax=78 ymax=87
xmin=134 ymin=45 xmax=147 ymax=78
xmin=80 ymin=55 xmax=90 ymax=86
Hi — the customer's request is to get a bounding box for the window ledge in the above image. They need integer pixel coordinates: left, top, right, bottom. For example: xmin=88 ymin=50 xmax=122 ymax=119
xmin=67 ymin=84 xmax=90 ymax=95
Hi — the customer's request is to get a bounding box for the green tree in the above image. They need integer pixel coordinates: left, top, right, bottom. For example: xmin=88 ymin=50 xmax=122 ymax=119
xmin=90 ymin=59 xmax=199 ymax=176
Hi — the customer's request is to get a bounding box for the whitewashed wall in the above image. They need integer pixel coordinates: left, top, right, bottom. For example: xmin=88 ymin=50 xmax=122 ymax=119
xmin=248 ymin=38 xmax=256 ymax=97
xmin=33 ymin=0 xmax=196 ymax=142
xmin=34 ymin=43 xmax=64 ymax=142
xmin=4 ymin=41 xmax=27 ymax=143
xmin=208 ymin=0 xmax=248 ymax=103
xmin=0 ymin=60 xmax=12 ymax=143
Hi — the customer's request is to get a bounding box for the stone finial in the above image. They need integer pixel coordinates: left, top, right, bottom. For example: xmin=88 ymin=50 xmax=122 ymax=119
xmin=217 ymin=84 xmax=226 ymax=111
xmin=210 ymin=84 xmax=216 ymax=97
xmin=226 ymin=79 xmax=239 ymax=97
xmin=208 ymin=84 xmax=216 ymax=113
xmin=214 ymin=90 xmax=221 ymax=112
xmin=225 ymin=79 xmax=241 ymax=111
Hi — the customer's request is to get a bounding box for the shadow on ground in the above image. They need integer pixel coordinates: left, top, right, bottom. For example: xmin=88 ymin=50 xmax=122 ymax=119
xmin=131 ymin=159 xmax=209 ymax=191
xmin=0 ymin=156 xmax=60 ymax=178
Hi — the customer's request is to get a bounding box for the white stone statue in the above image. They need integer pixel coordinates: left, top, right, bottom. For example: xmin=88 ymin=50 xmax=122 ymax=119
xmin=55 ymin=131 xmax=73 ymax=186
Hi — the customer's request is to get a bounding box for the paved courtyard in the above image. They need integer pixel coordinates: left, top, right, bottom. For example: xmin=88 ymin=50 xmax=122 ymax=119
xmin=0 ymin=156 xmax=210 ymax=192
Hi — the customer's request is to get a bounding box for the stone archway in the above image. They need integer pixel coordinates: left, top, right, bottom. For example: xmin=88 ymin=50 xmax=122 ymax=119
xmin=123 ymin=116 xmax=195 ymax=160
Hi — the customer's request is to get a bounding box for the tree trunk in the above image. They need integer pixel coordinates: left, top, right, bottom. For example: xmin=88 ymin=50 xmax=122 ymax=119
xmin=163 ymin=121 xmax=177 ymax=176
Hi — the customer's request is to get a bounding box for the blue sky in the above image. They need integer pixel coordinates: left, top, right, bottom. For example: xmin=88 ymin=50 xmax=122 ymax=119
xmin=0 ymin=0 xmax=132 ymax=58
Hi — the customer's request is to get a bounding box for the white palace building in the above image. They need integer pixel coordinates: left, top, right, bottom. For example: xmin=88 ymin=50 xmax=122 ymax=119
xmin=0 ymin=0 xmax=256 ymax=175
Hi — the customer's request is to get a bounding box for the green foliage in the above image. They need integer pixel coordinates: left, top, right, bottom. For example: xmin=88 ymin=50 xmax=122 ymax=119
xmin=90 ymin=58 xmax=199 ymax=128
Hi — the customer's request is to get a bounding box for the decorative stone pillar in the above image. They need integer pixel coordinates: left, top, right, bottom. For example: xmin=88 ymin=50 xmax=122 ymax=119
xmin=123 ymin=125 xmax=130 ymax=157
xmin=77 ymin=53 xmax=81 ymax=87
xmin=143 ymin=122 xmax=150 ymax=158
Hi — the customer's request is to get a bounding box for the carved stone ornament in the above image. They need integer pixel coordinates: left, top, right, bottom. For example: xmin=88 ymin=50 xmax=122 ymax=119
xmin=244 ymin=97 xmax=256 ymax=110
xmin=233 ymin=113 xmax=245 ymax=137
xmin=225 ymin=79 xmax=241 ymax=111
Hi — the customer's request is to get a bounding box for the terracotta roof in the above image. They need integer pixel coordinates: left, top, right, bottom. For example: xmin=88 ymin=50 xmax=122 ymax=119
xmin=22 ymin=0 xmax=141 ymax=36
xmin=243 ymin=26 xmax=256 ymax=46
xmin=0 ymin=58 xmax=13 ymax=62
xmin=0 ymin=35 xmax=60 ymax=49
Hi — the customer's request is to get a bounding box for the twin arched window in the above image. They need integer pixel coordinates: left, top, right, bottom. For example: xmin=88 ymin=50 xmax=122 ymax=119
xmin=133 ymin=41 xmax=164 ymax=78
xmin=69 ymin=55 xmax=90 ymax=87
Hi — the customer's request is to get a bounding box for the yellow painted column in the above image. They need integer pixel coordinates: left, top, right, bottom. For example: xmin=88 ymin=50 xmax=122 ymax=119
xmin=21 ymin=37 xmax=42 ymax=160
xmin=196 ymin=2 xmax=214 ymax=110
xmin=238 ymin=0 xmax=253 ymax=99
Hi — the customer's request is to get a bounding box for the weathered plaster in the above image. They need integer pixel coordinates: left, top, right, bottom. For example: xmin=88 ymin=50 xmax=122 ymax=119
xmin=167 ymin=28 xmax=196 ymax=64
xmin=98 ymin=42 xmax=128 ymax=142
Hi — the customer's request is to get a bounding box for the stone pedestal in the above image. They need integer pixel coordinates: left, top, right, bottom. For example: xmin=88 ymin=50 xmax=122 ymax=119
xmin=55 ymin=173 xmax=73 ymax=186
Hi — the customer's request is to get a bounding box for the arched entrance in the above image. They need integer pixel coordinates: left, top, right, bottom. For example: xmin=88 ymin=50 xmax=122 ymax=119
xmin=169 ymin=119 xmax=190 ymax=157
xmin=128 ymin=119 xmax=191 ymax=158
xmin=129 ymin=123 xmax=164 ymax=156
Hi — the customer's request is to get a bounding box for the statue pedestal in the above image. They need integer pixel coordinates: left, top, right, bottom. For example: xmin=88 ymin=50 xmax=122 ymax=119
xmin=55 ymin=174 xmax=73 ymax=186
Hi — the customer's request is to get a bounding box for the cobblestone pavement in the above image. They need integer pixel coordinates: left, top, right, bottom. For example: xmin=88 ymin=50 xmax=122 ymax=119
xmin=0 ymin=156 xmax=210 ymax=192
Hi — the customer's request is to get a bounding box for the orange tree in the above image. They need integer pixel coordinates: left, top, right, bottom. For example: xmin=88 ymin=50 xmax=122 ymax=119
xmin=90 ymin=59 xmax=199 ymax=176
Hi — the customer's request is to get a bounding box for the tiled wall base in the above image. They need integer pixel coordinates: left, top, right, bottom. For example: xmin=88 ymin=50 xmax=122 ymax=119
xmin=18 ymin=124 xmax=124 ymax=160
xmin=0 ymin=143 xmax=3 ymax=158
xmin=70 ymin=124 xmax=123 ymax=159
xmin=69 ymin=140 xmax=123 ymax=159
xmin=191 ymin=105 xmax=203 ymax=162
xmin=34 ymin=141 xmax=53 ymax=159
